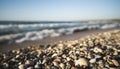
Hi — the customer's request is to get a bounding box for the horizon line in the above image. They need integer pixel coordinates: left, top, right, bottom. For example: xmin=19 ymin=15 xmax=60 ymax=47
xmin=0 ymin=18 xmax=120 ymax=22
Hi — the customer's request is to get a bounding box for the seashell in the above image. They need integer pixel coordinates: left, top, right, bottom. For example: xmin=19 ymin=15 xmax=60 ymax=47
xmin=18 ymin=62 xmax=22 ymax=65
xmin=16 ymin=55 xmax=20 ymax=58
xmin=12 ymin=50 xmax=16 ymax=53
xmin=3 ymin=63 xmax=9 ymax=68
xmin=54 ymin=58 xmax=61 ymax=62
xmin=42 ymin=59 xmax=46 ymax=64
xmin=95 ymin=55 xmax=101 ymax=59
xmin=113 ymin=51 xmax=118 ymax=55
xmin=53 ymin=61 xmax=58 ymax=67
xmin=66 ymin=57 xmax=71 ymax=61
xmin=89 ymin=58 xmax=96 ymax=63
xmin=87 ymin=53 xmax=93 ymax=59
xmin=71 ymin=66 xmax=77 ymax=69
xmin=25 ymin=60 xmax=34 ymax=65
xmin=50 ymin=66 xmax=59 ymax=69
xmin=99 ymin=39 xmax=105 ymax=46
xmin=16 ymin=50 xmax=20 ymax=54
xmin=83 ymin=41 xmax=88 ymax=46
xmin=36 ymin=49 xmax=41 ymax=55
xmin=69 ymin=51 xmax=73 ymax=55
xmin=57 ymin=43 xmax=63 ymax=46
xmin=88 ymin=40 xmax=94 ymax=47
xmin=66 ymin=63 xmax=71 ymax=69
xmin=75 ymin=51 xmax=79 ymax=54
xmin=67 ymin=44 xmax=72 ymax=47
xmin=27 ymin=67 xmax=33 ymax=69
xmin=52 ymin=53 xmax=58 ymax=58
xmin=103 ymin=68 xmax=109 ymax=69
xmin=94 ymin=39 xmax=99 ymax=45
xmin=98 ymin=60 xmax=104 ymax=68
xmin=62 ymin=54 xmax=66 ymax=58
xmin=75 ymin=58 xmax=88 ymax=67
xmin=107 ymin=60 xmax=113 ymax=65
xmin=71 ymin=54 xmax=77 ymax=60
xmin=59 ymin=63 xmax=64 ymax=69
xmin=18 ymin=64 xmax=26 ymax=69
xmin=109 ymin=67 xmax=117 ymax=69
xmin=93 ymin=47 xmax=102 ymax=53
xmin=111 ymin=59 xmax=120 ymax=66
xmin=34 ymin=64 xmax=40 ymax=69
xmin=25 ymin=60 xmax=31 ymax=65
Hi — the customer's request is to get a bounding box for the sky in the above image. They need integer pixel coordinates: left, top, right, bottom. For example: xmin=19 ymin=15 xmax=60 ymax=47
xmin=0 ymin=0 xmax=120 ymax=21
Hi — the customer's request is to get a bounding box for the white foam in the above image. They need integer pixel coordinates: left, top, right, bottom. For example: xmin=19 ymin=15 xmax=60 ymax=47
xmin=101 ymin=23 xmax=119 ymax=29
xmin=0 ymin=22 xmax=120 ymax=44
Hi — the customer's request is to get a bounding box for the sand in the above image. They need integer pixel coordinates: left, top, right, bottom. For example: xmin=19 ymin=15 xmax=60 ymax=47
xmin=0 ymin=28 xmax=120 ymax=52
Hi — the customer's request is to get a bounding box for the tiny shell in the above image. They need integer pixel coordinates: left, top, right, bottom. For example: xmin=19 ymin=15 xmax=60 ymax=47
xmin=111 ymin=59 xmax=120 ymax=66
xmin=59 ymin=63 xmax=64 ymax=69
xmin=89 ymin=58 xmax=96 ymax=63
xmin=75 ymin=58 xmax=88 ymax=66
xmin=18 ymin=64 xmax=25 ymax=69
xmin=52 ymin=53 xmax=58 ymax=58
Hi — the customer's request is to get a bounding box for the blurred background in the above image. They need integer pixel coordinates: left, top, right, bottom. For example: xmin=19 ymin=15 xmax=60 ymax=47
xmin=0 ymin=0 xmax=120 ymax=45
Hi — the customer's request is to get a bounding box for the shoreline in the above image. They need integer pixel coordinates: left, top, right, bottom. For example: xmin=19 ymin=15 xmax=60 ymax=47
xmin=0 ymin=28 xmax=120 ymax=52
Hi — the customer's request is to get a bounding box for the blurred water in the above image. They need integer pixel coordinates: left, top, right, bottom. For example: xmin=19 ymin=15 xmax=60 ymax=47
xmin=0 ymin=21 xmax=120 ymax=44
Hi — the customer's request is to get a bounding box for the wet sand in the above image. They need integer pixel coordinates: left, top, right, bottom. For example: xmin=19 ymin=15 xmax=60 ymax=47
xmin=0 ymin=28 xmax=120 ymax=52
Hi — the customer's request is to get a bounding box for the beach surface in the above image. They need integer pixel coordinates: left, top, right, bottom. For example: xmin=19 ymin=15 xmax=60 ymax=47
xmin=0 ymin=28 xmax=120 ymax=69
xmin=0 ymin=28 xmax=119 ymax=52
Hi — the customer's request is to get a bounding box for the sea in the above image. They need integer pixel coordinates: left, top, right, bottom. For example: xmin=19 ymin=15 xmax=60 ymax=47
xmin=0 ymin=21 xmax=120 ymax=44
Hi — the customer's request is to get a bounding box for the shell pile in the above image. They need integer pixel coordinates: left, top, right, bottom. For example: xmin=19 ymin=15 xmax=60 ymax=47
xmin=0 ymin=30 xmax=120 ymax=69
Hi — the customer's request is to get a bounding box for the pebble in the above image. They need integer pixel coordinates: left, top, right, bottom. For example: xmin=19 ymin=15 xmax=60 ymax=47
xmin=0 ymin=30 xmax=120 ymax=69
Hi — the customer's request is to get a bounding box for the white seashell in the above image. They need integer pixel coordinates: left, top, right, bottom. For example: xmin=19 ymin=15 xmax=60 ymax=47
xmin=93 ymin=47 xmax=102 ymax=53
xmin=75 ymin=51 xmax=79 ymax=54
xmin=75 ymin=58 xmax=88 ymax=66
xmin=111 ymin=59 xmax=120 ymax=66
xmin=36 ymin=49 xmax=41 ymax=55
xmin=18 ymin=64 xmax=25 ymax=69
xmin=42 ymin=59 xmax=46 ymax=64
xmin=52 ymin=53 xmax=58 ymax=58
xmin=34 ymin=64 xmax=40 ymax=68
xmin=69 ymin=51 xmax=73 ymax=55
xmin=59 ymin=63 xmax=64 ymax=69
xmin=53 ymin=61 xmax=58 ymax=66
xmin=58 ymin=43 xmax=63 ymax=47
xmin=95 ymin=55 xmax=101 ymax=59
xmin=16 ymin=55 xmax=20 ymax=58
xmin=27 ymin=67 xmax=33 ymax=69
xmin=89 ymin=58 xmax=96 ymax=63
xmin=66 ymin=57 xmax=71 ymax=61
xmin=62 ymin=54 xmax=66 ymax=58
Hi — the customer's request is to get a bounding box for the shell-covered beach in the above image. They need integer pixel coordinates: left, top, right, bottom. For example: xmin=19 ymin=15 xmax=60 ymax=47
xmin=0 ymin=30 xmax=120 ymax=69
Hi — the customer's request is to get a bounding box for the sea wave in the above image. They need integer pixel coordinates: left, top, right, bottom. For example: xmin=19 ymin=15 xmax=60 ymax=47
xmin=0 ymin=22 xmax=120 ymax=44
